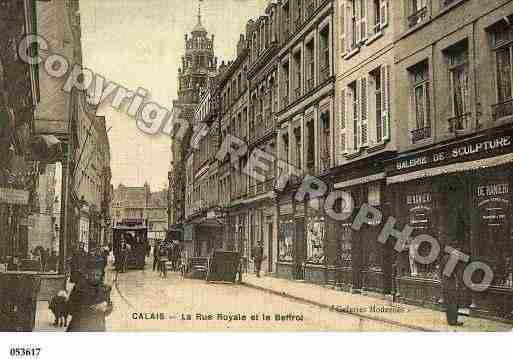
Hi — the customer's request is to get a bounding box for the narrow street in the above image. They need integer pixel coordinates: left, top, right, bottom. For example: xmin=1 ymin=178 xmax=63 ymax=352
xmin=106 ymin=267 xmax=411 ymax=332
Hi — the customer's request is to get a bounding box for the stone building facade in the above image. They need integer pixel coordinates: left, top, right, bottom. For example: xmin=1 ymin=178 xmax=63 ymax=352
xmin=170 ymin=0 xmax=513 ymax=320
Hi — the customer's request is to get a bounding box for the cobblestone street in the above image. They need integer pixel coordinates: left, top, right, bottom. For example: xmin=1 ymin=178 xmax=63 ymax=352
xmin=34 ymin=263 xmax=513 ymax=332
xmin=105 ymin=268 xmax=409 ymax=331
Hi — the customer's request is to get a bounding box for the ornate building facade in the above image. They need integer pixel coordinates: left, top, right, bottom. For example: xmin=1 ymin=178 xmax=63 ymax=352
xmin=168 ymin=4 xmax=219 ymax=237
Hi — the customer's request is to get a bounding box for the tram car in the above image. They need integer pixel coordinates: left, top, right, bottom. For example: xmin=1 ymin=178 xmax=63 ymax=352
xmin=112 ymin=219 xmax=149 ymax=270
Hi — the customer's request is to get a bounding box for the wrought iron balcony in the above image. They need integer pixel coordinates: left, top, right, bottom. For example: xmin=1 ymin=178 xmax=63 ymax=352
xmin=448 ymin=113 xmax=472 ymax=132
xmin=246 ymin=179 xmax=273 ymax=199
xmin=411 ymin=126 xmax=431 ymax=143
xmin=294 ymin=87 xmax=301 ymax=100
xmin=306 ymin=78 xmax=314 ymax=92
xmin=492 ymin=99 xmax=513 ymax=120
xmin=408 ymin=7 xmax=428 ymax=28
xmin=319 ymin=65 xmax=330 ymax=83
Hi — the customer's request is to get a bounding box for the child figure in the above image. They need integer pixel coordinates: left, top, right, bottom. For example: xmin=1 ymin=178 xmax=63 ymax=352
xmin=67 ymin=255 xmax=113 ymax=332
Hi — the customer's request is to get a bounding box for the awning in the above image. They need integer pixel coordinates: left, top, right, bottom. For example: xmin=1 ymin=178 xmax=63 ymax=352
xmin=334 ymin=172 xmax=385 ymax=189
xmin=387 ymin=152 xmax=513 ymax=184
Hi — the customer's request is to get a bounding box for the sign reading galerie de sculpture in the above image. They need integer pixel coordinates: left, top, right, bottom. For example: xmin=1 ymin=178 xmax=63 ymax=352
xmin=391 ymin=127 xmax=513 ymax=175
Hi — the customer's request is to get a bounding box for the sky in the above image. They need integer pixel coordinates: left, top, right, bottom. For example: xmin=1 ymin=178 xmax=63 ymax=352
xmin=78 ymin=0 xmax=268 ymax=190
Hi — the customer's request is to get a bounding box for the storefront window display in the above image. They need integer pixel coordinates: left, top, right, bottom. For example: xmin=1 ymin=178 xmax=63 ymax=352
xmin=404 ymin=190 xmax=439 ymax=279
xmin=306 ymin=216 xmax=325 ymax=264
xmin=336 ymin=223 xmax=352 ymax=266
xmin=278 ymin=218 xmax=294 ymax=262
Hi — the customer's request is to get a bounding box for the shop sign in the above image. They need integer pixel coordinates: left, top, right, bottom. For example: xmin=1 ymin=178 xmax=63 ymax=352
xmin=390 ymin=128 xmax=513 ymax=175
xmin=0 ymin=187 xmax=29 ymax=205
xmin=406 ymin=192 xmax=432 ymax=231
xmin=477 ymin=182 xmax=510 ymax=227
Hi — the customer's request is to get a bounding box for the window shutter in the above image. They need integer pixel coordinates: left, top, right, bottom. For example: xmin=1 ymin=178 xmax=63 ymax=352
xmin=361 ymin=77 xmax=368 ymax=146
xmin=380 ymin=0 xmax=388 ymax=28
xmin=347 ymin=2 xmax=353 ymax=51
xmin=340 ymin=1 xmax=346 ymax=55
xmin=340 ymin=89 xmax=346 ymax=130
xmin=361 ymin=0 xmax=368 ymax=42
xmin=339 ymin=89 xmax=347 ymax=159
xmin=355 ymin=0 xmax=362 ymax=45
xmin=381 ymin=64 xmax=390 ymax=140
xmin=354 ymin=79 xmax=360 ymax=150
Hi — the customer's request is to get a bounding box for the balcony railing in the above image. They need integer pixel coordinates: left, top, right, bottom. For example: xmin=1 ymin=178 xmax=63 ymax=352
xmin=249 ymin=112 xmax=275 ymax=143
xmin=294 ymin=87 xmax=301 ymax=100
xmin=411 ymin=126 xmax=431 ymax=143
xmin=319 ymin=65 xmax=330 ymax=83
xmin=246 ymin=179 xmax=274 ymax=199
xmin=408 ymin=7 xmax=428 ymax=28
xmin=448 ymin=113 xmax=472 ymax=132
xmin=492 ymin=99 xmax=513 ymax=120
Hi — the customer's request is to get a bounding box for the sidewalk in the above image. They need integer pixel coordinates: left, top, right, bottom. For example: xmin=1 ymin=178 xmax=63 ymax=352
xmin=243 ymin=274 xmax=513 ymax=332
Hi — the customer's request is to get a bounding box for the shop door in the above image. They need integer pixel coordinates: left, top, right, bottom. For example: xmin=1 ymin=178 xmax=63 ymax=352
xmin=294 ymin=218 xmax=306 ymax=280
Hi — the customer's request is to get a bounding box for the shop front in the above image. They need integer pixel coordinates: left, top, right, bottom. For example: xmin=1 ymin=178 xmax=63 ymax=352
xmin=330 ymin=153 xmax=394 ymax=294
xmin=386 ymin=125 xmax=513 ymax=319
xmin=303 ymin=198 xmax=326 ymax=284
xmin=276 ymin=192 xmax=306 ymax=280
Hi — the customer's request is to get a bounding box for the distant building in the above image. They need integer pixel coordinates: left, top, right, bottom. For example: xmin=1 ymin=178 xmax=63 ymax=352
xmin=112 ymin=183 xmax=168 ymax=244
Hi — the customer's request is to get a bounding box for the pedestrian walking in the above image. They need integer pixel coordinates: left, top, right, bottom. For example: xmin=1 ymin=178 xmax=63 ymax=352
xmin=153 ymin=242 xmax=160 ymax=271
xmin=441 ymin=198 xmax=469 ymax=326
xmin=70 ymin=243 xmax=87 ymax=284
xmin=67 ymin=255 xmax=113 ymax=332
xmin=252 ymin=241 xmax=264 ymax=278
xmin=159 ymin=244 xmax=168 ymax=278
xmin=179 ymin=247 xmax=189 ymax=279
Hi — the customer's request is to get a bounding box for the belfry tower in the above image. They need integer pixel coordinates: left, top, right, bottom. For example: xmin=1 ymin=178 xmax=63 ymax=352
xmin=176 ymin=1 xmax=217 ymax=105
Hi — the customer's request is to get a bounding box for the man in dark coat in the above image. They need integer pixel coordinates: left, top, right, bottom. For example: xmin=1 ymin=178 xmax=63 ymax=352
xmin=153 ymin=242 xmax=160 ymax=271
xmin=67 ymin=255 xmax=113 ymax=332
xmin=70 ymin=243 xmax=87 ymax=283
xmin=441 ymin=200 xmax=469 ymax=326
xmin=252 ymin=241 xmax=264 ymax=278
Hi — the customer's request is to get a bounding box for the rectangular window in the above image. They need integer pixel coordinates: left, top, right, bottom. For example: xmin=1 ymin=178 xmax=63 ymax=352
xmin=293 ymin=127 xmax=302 ymax=169
xmin=410 ymin=61 xmax=431 ymax=143
xmin=348 ymin=81 xmax=359 ymax=150
xmin=282 ymin=62 xmax=290 ymax=107
xmin=319 ymin=27 xmax=330 ymax=82
xmin=492 ymin=22 xmax=513 ymax=120
xmin=371 ymin=68 xmax=383 ymax=142
xmin=320 ymin=111 xmax=331 ymax=170
xmin=306 ymin=40 xmax=315 ymax=91
xmin=306 ymin=119 xmax=315 ymax=171
xmin=294 ymin=51 xmax=302 ymax=99
xmin=447 ymin=42 xmax=470 ymax=131
xmin=408 ymin=0 xmax=428 ymax=28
